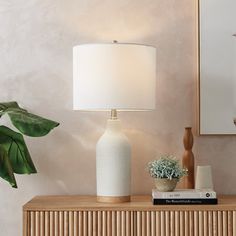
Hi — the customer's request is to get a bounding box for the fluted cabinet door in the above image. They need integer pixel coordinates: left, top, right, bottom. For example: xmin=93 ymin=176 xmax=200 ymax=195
xmin=24 ymin=210 xmax=236 ymax=236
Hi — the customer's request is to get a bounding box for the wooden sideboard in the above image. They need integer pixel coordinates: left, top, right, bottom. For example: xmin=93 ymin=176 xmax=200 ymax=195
xmin=23 ymin=195 xmax=236 ymax=236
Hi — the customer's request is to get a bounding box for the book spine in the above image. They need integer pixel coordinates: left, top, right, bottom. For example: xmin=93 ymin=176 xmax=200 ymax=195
xmin=152 ymin=192 xmax=216 ymax=199
xmin=152 ymin=198 xmax=218 ymax=205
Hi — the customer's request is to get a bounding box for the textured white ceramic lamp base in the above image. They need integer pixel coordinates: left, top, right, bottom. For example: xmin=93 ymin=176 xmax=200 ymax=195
xmin=96 ymin=119 xmax=131 ymax=203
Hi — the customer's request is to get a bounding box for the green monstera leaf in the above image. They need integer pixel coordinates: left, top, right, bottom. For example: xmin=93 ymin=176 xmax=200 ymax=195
xmin=0 ymin=101 xmax=59 ymax=187
xmin=0 ymin=101 xmax=21 ymax=117
xmin=2 ymin=107 xmax=59 ymax=137
xmin=0 ymin=126 xmax=37 ymax=174
xmin=0 ymin=101 xmax=20 ymax=110
xmin=0 ymin=145 xmax=17 ymax=188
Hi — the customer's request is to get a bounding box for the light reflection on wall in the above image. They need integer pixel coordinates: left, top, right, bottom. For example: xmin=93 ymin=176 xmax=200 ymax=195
xmin=57 ymin=0 xmax=165 ymax=42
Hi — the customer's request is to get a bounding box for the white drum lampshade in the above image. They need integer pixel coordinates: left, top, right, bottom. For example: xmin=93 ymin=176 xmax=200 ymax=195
xmin=73 ymin=43 xmax=156 ymax=202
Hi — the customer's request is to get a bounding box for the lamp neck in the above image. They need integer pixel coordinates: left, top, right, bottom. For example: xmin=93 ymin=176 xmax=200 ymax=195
xmin=110 ymin=109 xmax=118 ymax=120
xmin=106 ymin=119 xmax=122 ymax=133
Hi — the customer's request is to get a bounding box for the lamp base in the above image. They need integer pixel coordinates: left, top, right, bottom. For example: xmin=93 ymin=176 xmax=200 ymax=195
xmin=97 ymin=195 xmax=131 ymax=203
xmin=96 ymin=119 xmax=131 ymax=203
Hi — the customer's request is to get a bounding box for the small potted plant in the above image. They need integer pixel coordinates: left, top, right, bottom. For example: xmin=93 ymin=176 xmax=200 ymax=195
xmin=148 ymin=155 xmax=188 ymax=192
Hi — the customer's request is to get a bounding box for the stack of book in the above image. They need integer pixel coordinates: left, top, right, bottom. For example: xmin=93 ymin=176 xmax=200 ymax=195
xmin=152 ymin=189 xmax=218 ymax=205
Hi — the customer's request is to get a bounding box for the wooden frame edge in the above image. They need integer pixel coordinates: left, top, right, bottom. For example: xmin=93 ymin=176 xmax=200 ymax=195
xmin=196 ymin=0 xmax=201 ymax=136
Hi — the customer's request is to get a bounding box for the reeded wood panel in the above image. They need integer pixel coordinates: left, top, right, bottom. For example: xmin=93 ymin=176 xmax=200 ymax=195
xmin=25 ymin=210 xmax=236 ymax=236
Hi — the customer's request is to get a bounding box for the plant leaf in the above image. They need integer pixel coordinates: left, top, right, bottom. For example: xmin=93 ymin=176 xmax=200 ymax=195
xmin=0 ymin=101 xmax=20 ymax=111
xmin=3 ymin=108 xmax=59 ymax=137
xmin=0 ymin=145 xmax=17 ymax=188
xmin=0 ymin=126 xmax=37 ymax=174
xmin=0 ymin=101 xmax=22 ymax=117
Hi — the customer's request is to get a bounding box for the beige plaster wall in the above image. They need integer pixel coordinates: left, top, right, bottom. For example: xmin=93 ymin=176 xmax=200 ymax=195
xmin=0 ymin=0 xmax=235 ymax=235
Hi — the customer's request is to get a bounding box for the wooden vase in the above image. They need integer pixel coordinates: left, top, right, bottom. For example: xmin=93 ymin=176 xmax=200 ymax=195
xmin=182 ymin=127 xmax=195 ymax=189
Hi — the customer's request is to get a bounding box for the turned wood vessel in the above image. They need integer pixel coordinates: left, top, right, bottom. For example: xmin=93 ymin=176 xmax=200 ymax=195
xmin=182 ymin=127 xmax=194 ymax=189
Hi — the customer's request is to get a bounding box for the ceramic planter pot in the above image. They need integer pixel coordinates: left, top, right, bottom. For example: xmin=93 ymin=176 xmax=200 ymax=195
xmin=154 ymin=178 xmax=178 ymax=192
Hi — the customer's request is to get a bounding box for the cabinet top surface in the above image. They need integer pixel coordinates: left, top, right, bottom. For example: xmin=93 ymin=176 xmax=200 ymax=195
xmin=23 ymin=195 xmax=236 ymax=211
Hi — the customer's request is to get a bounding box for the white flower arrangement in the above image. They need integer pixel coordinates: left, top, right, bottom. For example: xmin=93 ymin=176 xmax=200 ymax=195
xmin=148 ymin=155 xmax=188 ymax=180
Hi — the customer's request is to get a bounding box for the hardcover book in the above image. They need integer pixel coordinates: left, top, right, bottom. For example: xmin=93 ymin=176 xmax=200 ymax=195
xmin=152 ymin=189 xmax=217 ymax=199
xmin=153 ymin=198 xmax=218 ymax=205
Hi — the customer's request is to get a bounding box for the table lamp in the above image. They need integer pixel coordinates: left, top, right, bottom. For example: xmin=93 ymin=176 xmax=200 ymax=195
xmin=73 ymin=42 xmax=156 ymax=203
